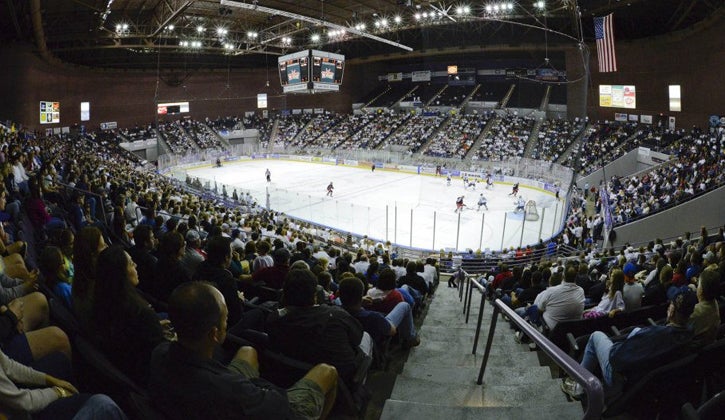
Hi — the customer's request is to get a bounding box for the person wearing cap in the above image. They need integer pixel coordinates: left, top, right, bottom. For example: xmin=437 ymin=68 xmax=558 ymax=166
xmin=562 ymin=289 xmax=698 ymax=400
xmin=252 ymin=247 xmax=291 ymax=290
xmin=181 ymin=229 xmax=205 ymax=274
xmin=622 ymin=262 xmax=644 ymax=311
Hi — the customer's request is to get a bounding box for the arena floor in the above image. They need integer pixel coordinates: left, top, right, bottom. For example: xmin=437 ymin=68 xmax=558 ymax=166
xmin=181 ymin=160 xmax=565 ymax=252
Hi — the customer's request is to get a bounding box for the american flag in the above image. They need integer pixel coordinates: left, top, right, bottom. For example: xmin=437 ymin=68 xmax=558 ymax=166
xmin=594 ymin=13 xmax=617 ymax=72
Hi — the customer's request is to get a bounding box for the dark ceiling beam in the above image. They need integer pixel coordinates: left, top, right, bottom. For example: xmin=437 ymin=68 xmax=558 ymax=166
xmin=669 ymin=0 xmax=698 ymax=31
xmin=148 ymin=0 xmax=193 ymax=37
xmin=5 ymin=0 xmax=23 ymax=39
xmin=69 ymin=0 xmax=102 ymax=12
xmin=50 ymin=42 xmax=283 ymax=55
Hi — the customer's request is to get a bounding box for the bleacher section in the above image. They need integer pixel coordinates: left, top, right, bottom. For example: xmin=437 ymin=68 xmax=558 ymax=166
xmin=470 ymin=81 xmax=512 ymax=105
xmin=507 ymin=81 xmax=548 ymax=109
xmin=434 ymin=85 xmax=475 ymax=106
xmin=423 ymin=113 xmax=491 ymax=159
xmin=381 ymin=113 xmax=446 ymax=152
xmin=472 ymin=113 xmax=533 ymax=161
xmin=531 ymin=118 xmax=586 ymax=162
xmin=369 ymin=82 xmax=414 ymax=107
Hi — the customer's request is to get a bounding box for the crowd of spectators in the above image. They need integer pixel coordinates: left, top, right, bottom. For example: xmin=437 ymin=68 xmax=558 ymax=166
xmin=270 ymin=114 xmax=314 ymax=149
xmin=0 ymin=119 xmax=452 ymax=418
xmin=531 ymin=117 xmax=586 ymax=162
xmin=289 ymin=113 xmax=344 ymax=148
xmin=311 ymin=113 xmax=376 ymax=150
xmin=381 ymin=113 xmax=445 ymax=153
xmin=471 ymin=113 xmax=533 ymax=161
xmin=565 ymin=121 xmax=640 ymax=174
xmin=157 ymin=121 xmax=198 ymax=155
xmin=120 ymin=124 xmax=155 ymax=141
xmin=180 ymin=119 xmax=224 ymax=149
xmin=1 ymin=109 xmax=723 ymax=417
xmin=337 ymin=112 xmax=411 ymax=150
xmin=422 ymin=113 xmax=489 ymax=159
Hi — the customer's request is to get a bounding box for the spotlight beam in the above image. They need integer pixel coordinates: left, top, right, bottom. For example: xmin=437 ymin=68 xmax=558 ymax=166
xmin=220 ymin=0 xmax=413 ymax=51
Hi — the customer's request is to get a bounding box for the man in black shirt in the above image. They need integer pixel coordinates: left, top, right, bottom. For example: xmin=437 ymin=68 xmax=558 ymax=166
xmin=149 ymin=282 xmax=338 ymax=419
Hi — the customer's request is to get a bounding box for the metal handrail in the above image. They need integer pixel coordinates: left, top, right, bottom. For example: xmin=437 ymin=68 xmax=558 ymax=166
xmin=466 ymin=276 xmax=487 ymax=355
xmin=477 ymin=298 xmax=605 ymax=420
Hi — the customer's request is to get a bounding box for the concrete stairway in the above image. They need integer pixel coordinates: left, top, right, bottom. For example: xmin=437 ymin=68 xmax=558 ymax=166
xmin=380 ymin=284 xmax=582 ymax=419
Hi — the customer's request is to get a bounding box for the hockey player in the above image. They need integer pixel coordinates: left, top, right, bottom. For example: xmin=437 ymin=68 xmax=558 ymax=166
xmin=467 ymin=178 xmax=478 ymax=190
xmin=485 ymin=173 xmax=494 ymax=189
xmin=455 ymin=195 xmax=466 ymax=213
xmin=515 ymin=196 xmax=526 ymax=213
xmin=446 ymin=174 xmax=452 ymax=186
xmin=463 ymin=175 xmax=469 ymax=187
xmin=326 ymin=182 xmax=334 ymax=197
xmin=265 ymin=168 xmax=271 ymax=183
xmin=509 ymin=182 xmax=519 ymax=196
xmin=477 ymin=194 xmax=488 ymax=211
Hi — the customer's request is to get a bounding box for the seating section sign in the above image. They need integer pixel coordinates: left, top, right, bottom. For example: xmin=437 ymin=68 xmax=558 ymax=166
xmin=40 ymin=101 xmax=60 ymax=124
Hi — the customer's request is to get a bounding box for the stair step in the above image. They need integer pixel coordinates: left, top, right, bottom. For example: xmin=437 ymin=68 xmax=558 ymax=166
xmin=406 ymin=347 xmax=538 ymax=368
xmin=417 ymin=338 xmax=528 ymax=354
xmin=380 ymin=399 xmax=582 ymax=420
xmin=401 ymin=364 xmax=552 ymax=386
xmin=390 ymin=377 xmax=571 ymax=407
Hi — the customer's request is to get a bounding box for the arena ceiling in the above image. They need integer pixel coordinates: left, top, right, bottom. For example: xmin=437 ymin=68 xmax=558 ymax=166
xmin=1 ymin=0 xmax=722 ymax=70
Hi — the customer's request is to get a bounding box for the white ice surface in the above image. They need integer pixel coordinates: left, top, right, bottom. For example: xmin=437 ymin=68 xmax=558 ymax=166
xmin=182 ymin=160 xmax=566 ymax=252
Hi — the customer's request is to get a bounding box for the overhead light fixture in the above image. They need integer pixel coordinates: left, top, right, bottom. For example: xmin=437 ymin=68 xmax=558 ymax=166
xmin=394 ymin=16 xmax=402 ymax=24
xmin=197 ymin=25 xmax=205 ymax=33
xmin=311 ymin=33 xmax=320 ymax=42
xmin=220 ymin=0 xmax=413 ymax=51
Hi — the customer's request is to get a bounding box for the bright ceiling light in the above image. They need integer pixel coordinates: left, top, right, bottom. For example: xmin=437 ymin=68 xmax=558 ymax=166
xmin=311 ymin=33 xmax=320 ymax=42
xmin=394 ymin=16 xmax=402 ymax=24
xmin=197 ymin=26 xmax=205 ymax=33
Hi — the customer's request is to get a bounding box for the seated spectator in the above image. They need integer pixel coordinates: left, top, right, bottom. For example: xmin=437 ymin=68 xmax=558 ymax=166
xmin=90 ymin=245 xmax=168 ymax=386
xmin=365 ymin=269 xmax=405 ymax=315
xmin=267 ymin=269 xmax=369 ymax=387
xmin=528 ymin=266 xmax=585 ymax=330
xmin=38 ymin=246 xmax=72 ymax=309
xmin=127 ymin=225 xmax=158 ymax=293
xmin=252 ymin=247 xmax=291 ymax=291
xmin=338 ymin=276 xmax=419 ymax=348
xmin=149 ymin=282 xmax=337 ymax=419
xmin=149 ymin=231 xmax=191 ymax=303
xmin=622 ymin=262 xmax=644 ymax=311
xmin=252 ymin=240 xmax=274 ymax=273
xmin=562 ymin=290 xmax=697 ymax=399
xmin=583 ymin=269 xmax=625 ymax=319
xmin=688 ymin=269 xmax=720 ymax=347
xmin=0 ymin=269 xmax=72 ymax=366
xmin=72 ymin=226 xmax=107 ymax=334
xmin=0 ymin=348 xmax=126 ymax=420
xmin=397 ymin=261 xmax=428 ymax=302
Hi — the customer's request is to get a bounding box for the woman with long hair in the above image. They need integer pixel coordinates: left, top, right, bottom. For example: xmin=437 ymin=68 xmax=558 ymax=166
xmin=91 ymin=245 xmax=168 ymax=386
xmin=71 ymin=226 xmax=106 ymax=334
xmin=583 ymin=269 xmax=625 ymax=319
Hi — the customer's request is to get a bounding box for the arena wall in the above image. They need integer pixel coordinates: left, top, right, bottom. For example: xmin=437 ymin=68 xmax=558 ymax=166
xmin=588 ymin=11 xmax=725 ymax=128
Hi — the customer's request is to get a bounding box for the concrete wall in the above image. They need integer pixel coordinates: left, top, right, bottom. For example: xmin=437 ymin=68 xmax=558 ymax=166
xmin=576 ymin=147 xmax=671 ymax=189
xmin=610 ymin=186 xmax=725 ymax=247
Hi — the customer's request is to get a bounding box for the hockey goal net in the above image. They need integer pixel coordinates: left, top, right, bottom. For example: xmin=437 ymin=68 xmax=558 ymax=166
xmin=524 ymin=200 xmax=539 ymax=221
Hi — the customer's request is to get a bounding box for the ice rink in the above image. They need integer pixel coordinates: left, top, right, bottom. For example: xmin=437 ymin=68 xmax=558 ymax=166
xmin=181 ymin=160 xmax=566 ymax=252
